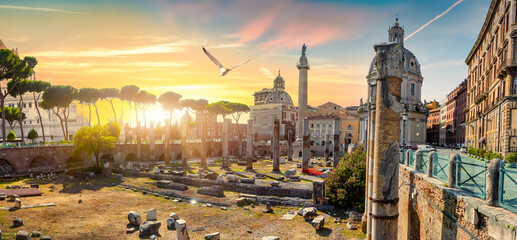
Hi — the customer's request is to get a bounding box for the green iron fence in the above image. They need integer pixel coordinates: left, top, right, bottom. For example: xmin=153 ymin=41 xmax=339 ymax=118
xmin=457 ymin=156 xmax=486 ymax=199
xmin=433 ymin=153 xmax=449 ymax=183
xmin=420 ymin=151 xmax=430 ymax=173
xmin=408 ymin=150 xmax=416 ymax=168
xmin=499 ymin=164 xmax=517 ymax=213
xmin=400 ymin=149 xmax=407 ymax=164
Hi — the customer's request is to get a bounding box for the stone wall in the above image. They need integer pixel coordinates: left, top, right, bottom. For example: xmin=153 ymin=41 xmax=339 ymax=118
xmin=0 ymin=141 xmax=244 ymax=174
xmin=398 ymin=165 xmax=517 ymax=240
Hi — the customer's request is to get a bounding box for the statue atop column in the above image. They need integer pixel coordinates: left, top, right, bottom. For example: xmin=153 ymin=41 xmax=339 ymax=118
xmin=301 ymin=43 xmax=307 ymax=56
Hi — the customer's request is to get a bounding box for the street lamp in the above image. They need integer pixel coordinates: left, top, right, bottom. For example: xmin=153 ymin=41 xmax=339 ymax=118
xmin=402 ymin=111 xmax=408 ymax=146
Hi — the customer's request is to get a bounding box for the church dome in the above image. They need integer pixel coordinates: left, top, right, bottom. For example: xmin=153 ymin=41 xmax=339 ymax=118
xmin=265 ymin=90 xmax=293 ymax=105
xmin=368 ymin=47 xmax=421 ymax=78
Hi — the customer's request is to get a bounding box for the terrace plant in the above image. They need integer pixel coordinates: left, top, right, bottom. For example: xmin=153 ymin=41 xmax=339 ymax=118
xmin=506 ymin=153 xmax=517 ymax=164
xmin=325 ymin=146 xmax=366 ymax=212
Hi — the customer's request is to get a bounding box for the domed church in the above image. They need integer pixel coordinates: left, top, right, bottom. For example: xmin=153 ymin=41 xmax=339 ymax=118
xmin=359 ymin=19 xmax=428 ymax=146
xmin=250 ymin=71 xmax=298 ymax=141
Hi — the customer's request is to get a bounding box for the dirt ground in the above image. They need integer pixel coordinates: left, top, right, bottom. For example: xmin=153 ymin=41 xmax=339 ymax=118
xmin=0 ymin=172 xmax=365 ymax=240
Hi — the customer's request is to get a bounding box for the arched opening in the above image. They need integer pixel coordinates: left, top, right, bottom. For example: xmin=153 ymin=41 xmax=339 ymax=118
xmin=176 ymin=152 xmax=182 ymax=160
xmin=29 ymin=157 xmax=52 ymax=172
xmin=159 ymin=153 xmax=166 ymax=162
xmin=347 ymin=133 xmax=353 ymax=145
xmin=125 ymin=153 xmax=138 ymax=162
xmin=0 ymin=159 xmax=14 ymax=175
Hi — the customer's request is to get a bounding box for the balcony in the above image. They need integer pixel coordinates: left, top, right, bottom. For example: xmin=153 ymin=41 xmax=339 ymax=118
xmin=497 ymin=58 xmax=517 ymax=77
xmin=474 ymin=92 xmax=487 ymax=104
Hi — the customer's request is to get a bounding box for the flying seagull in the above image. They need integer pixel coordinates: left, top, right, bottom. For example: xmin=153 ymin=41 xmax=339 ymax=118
xmin=202 ymin=46 xmax=250 ymax=76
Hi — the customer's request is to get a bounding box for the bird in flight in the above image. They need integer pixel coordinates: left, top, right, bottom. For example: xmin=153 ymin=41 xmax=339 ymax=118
xmin=202 ymin=46 xmax=250 ymax=76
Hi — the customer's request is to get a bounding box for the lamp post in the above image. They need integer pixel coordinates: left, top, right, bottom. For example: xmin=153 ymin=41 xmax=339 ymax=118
xmin=402 ymin=111 xmax=408 ymax=146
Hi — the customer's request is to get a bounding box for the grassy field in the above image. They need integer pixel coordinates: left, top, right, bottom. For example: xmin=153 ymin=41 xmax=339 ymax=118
xmin=0 ymin=174 xmax=365 ymax=240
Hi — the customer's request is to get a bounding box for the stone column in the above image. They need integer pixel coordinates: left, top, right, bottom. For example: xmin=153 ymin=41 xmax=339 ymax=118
xmin=124 ymin=123 xmax=130 ymax=143
xmin=200 ymin=121 xmax=207 ymax=168
xmin=181 ymin=121 xmax=188 ymax=167
xmin=287 ymin=126 xmax=293 ymax=161
xmin=272 ymin=119 xmax=280 ymax=172
xmin=165 ymin=119 xmax=171 ymax=165
xmin=333 ymin=119 xmax=341 ymax=168
xmin=302 ymin=118 xmax=310 ymax=171
xmin=137 ymin=121 xmax=142 ymax=161
xmin=222 ymin=118 xmax=230 ymax=169
xmin=324 ymin=135 xmax=330 ymax=161
xmin=297 ymin=46 xmax=310 ymax=139
xmin=365 ymin=103 xmax=376 ymax=237
xmin=150 ymin=120 xmax=155 ymax=162
xmin=427 ymin=151 xmax=435 ymax=177
xmin=246 ymin=119 xmax=254 ymax=171
xmin=448 ymin=154 xmax=458 ymax=188
xmin=370 ymin=42 xmax=403 ymax=240
xmin=405 ymin=150 xmax=410 ymax=166
xmin=486 ymin=158 xmax=501 ymax=206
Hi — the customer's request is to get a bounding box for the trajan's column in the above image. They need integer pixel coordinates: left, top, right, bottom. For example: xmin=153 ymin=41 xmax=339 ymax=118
xmin=297 ymin=43 xmax=310 ymax=139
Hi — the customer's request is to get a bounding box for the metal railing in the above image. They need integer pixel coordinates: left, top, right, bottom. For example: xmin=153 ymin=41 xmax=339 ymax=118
xmin=433 ymin=153 xmax=450 ymax=183
xmin=499 ymin=164 xmax=517 ymax=213
xmin=457 ymin=156 xmax=486 ymax=199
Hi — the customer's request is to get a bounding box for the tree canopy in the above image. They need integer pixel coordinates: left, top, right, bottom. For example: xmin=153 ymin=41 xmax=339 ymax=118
xmin=42 ymin=85 xmax=78 ymax=109
xmin=27 ymin=128 xmax=38 ymax=141
xmin=72 ymin=124 xmax=117 ymax=169
xmin=157 ymin=91 xmax=182 ymax=113
xmin=4 ymin=106 xmax=25 ymax=130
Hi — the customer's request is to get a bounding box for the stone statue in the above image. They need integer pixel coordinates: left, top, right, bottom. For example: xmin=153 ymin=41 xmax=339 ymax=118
xmin=360 ymin=98 xmax=363 ymax=107
xmin=302 ymin=43 xmax=307 ymax=55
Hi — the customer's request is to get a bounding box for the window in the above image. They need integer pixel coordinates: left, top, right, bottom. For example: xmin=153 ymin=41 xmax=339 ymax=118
xmin=29 ymin=103 xmax=32 ymax=108
xmin=411 ymin=84 xmax=415 ymax=96
xmin=347 ymin=125 xmax=353 ymax=130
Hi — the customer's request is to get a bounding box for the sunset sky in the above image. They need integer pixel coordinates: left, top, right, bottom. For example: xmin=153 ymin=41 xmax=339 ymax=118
xmin=0 ymin=0 xmax=489 ymax=124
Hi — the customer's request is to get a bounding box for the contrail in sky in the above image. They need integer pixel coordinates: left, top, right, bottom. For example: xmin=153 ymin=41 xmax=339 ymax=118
xmin=405 ymin=0 xmax=466 ymax=41
xmin=0 ymin=5 xmax=87 ymax=15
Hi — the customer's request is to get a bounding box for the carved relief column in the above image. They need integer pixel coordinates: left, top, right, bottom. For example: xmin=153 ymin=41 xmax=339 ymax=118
xmin=370 ymin=42 xmax=403 ymax=240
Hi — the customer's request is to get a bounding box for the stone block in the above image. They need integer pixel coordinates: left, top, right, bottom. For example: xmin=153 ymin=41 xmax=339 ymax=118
xmin=205 ymin=232 xmax=220 ymax=240
xmin=128 ymin=211 xmax=142 ymax=225
xmin=175 ymin=219 xmax=189 ymax=240
xmin=302 ymin=207 xmax=318 ymax=221
xmin=40 ymin=236 xmax=51 ymax=240
xmin=262 ymin=236 xmax=279 ymax=240
xmin=284 ymin=169 xmax=296 ymax=178
xmin=197 ymin=186 xmax=224 ymax=197
xmin=15 ymin=231 xmax=30 ymax=240
xmin=15 ymin=198 xmax=21 ymax=209
xmin=139 ymin=221 xmax=161 ymax=237
xmin=13 ymin=217 xmax=23 ymax=227
xmin=311 ymin=216 xmax=325 ymax=230
xmin=147 ymin=208 xmax=157 ymax=221
xmin=240 ymin=178 xmax=255 ymax=184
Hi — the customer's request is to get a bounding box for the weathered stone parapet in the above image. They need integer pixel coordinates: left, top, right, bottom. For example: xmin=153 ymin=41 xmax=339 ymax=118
xmin=486 ymin=158 xmax=501 ymax=207
xmin=398 ymin=164 xmax=517 ymax=240
xmin=427 ymin=151 xmax=435 ymax=177
xmin=405 ymin=150 xmax=410 ymax=167
xmin=448 ymin=154 xmax=459 ymax=188
xmin=414 ymin=150 xmax=422 ymax=171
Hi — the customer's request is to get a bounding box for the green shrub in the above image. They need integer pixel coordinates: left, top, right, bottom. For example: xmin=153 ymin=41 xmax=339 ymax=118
xmin=27 ymin=128 xmax=38 ymax=141
xmin=507 ymin=153 xmax=517 ymax=163
xmin=325 ymin=147 xmax=366 ymax=212
xmin=479 ymin=149 xmax=486 ymax=158
xmin=6 ymin=130 xmax=16 ymax=142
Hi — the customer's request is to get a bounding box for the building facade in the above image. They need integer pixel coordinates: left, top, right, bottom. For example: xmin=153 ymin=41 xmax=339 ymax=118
xmin=359 ymin=19 xmax=428 ymax=147
xmin=464 ymin=0 xmax=517 ymax=156
xmin=445 ymin=79 xmax=467 ymax=146
xmin=426 ymin=107 xmax=441 ymax=145
xmin=250 ymin=71 xmax=297 ymax=141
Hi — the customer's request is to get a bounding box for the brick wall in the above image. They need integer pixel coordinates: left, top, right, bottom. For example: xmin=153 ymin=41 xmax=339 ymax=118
xmin=398 ymin=165 xmax=516 ymax=240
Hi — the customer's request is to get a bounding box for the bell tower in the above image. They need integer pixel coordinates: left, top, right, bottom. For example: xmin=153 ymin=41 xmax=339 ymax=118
xmin=388 ymin=18 xmax=404 ymax=47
